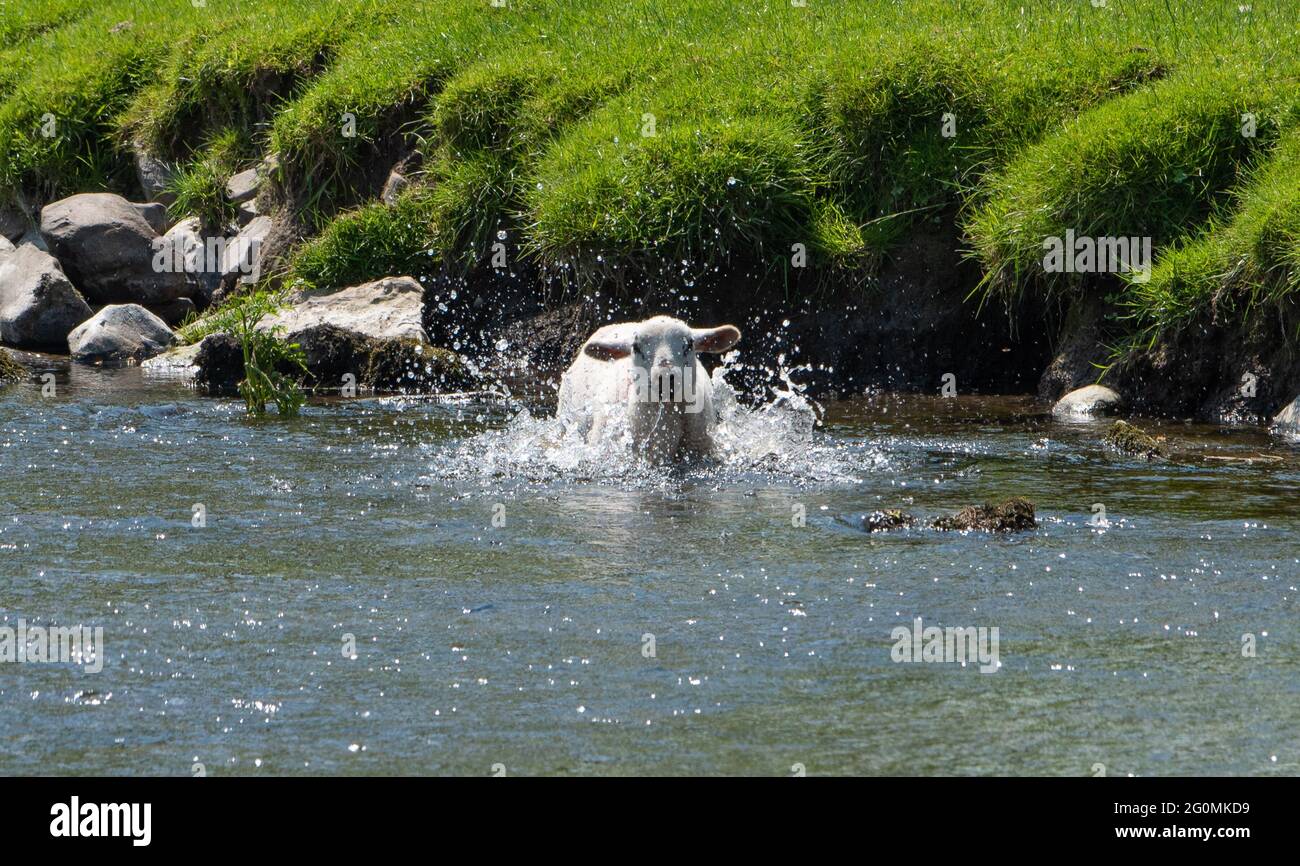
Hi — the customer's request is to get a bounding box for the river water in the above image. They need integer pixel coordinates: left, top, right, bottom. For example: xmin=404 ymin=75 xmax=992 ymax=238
xmin=2 ymin=359 xmax=1297 ymax=775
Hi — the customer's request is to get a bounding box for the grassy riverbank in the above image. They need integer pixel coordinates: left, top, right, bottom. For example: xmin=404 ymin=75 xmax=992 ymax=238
xmin=3 ymin=0 xmax=1298 ymax=349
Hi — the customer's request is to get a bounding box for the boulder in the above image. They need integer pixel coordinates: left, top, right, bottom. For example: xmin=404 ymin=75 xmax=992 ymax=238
xmin=1 ymin=205 xmax=28 ymax=243
xmin=141 ymin=340 xmax=204 ymax=377
xmin=225 ymin=167 xmax=260 ymax=204
xmin=1271 ymin=395 xmax=1300 ymax=441
xmin=67 ymin=304 xmax=174 ymax=366
xmin=148 ymin=297 xmax=197 ymax=327
xmin=293 ymin=324 xmax=375 ymax=389
xmin=1102 ymin=420 xmax=1166 ymax=460
xmin=933 ymin=498 xmax=1037 ymax=532
xmin=0 ymin=236 xmax=13 ymax=255
xmin=260 ymin=276 xmax=429 ymax=343
xmin=859 ymin=509 xmax=917 ymax=533
xmin=193 ymin=323 xmax=475 ymax=396
xmin=38 ymin=193 xmax=191 ymax=305
xmin=162 ymin=217 xmax=223 ymax=303
xmin=0 ymin=245 xmax=93 ymax=349
xmin=133 ymin=146 xmax=176 ymax=205
xmin=365 ymin=337 xmax=474 ymax=393
xmin=237 ymin=199 xmax=260 ymax=227
xmin=1051 ymin=384 xmax=1124 ymax=419
xmin=219 ymin=215 xmax=273 ymax=292
xmin=193 ymin=332 xmax=244 ymax=394
xmin=134 ymin=202 xmax=170 ymax=234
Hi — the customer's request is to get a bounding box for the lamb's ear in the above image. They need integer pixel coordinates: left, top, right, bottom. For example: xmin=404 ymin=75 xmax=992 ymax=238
xmin=691 ymin=325 xmax=741 ymax=353
xmin=583 ymin=335 xmax=632 ymax=361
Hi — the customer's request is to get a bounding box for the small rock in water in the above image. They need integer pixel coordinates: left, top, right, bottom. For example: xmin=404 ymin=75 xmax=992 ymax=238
xmin=859 ymin=509 xmax=917 ymax=532
xmin=1102 ymin=420 xmax=1166 ymax=460
xmin=932 ymin=497 xmax=1036 ymax=532
xmin=1271 ymin=394 xmax=1300 ymax=441
xmin=1051 ymin=384 xmax=1123 ymax=419
xmin=0 ymin=348 xmax=25 ymax=384
xmin=67 ymin=304 xmax=174 ymax=366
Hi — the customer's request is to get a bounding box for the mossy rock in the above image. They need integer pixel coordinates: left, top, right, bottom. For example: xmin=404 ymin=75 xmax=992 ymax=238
xmin=860 ymin=509 xmax=917 ymax=532
xmin=364 ymin=338 xmax=476 ymax=394
xmin=932 ymin=497 xmax=1037 ymax=532
xmin=1102 ymin=420 xmax=1166 ymax=460
xmin=0 ymin=349 xmax=27 ymax=385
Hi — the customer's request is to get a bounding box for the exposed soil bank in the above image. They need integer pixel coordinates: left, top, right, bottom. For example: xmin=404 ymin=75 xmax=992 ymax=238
xmin=452 ymin=225 xmax=1052 ymax=403
xmin=447 ymin=236 xmax=1297 ymax=429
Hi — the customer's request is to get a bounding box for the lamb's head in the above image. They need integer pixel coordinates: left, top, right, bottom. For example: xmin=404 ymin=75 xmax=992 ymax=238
xmin=584 ymin=316 xmax=741 ymax=409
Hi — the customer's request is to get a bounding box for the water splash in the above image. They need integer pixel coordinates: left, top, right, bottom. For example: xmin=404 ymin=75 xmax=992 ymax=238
xmin=430 ymin=355 xmax=888 ymax=487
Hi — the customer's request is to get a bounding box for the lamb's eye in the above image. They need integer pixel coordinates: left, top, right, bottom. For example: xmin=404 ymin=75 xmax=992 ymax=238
xmin=632 ymin=342 xmax=644 ymax=357
xmin=684 ymin=339 xmax=693 ymax=353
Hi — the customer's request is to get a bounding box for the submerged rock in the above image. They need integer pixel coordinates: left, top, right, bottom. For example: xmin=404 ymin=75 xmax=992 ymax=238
xmin=192 ymin=323 xmax=475 ymax=396
xmin=859 ymin=509 xmax=917 ymax=532
xmin=1272 ymin=395 xmax=1300 ymax=441
xmin=0 ymin=245 xmax=93 ymax=349
xmin=193 ymin=332 xmax=244 ymax=393
xmin=140 ymin=340 xmax=203 ymax=376
xmin=1051 ymin=384 xmax=1124 ymax=419
xmin=366 ymin=338 xmax=475 ymax=393
xmin=0 ymin=347 xmax=24 ymax=384
xmin=67 ymin=304 xmax=174 ymax=366
xmin=1102 ymin=420 xmax=1166 ymax=459
xmin=932 ymin=498 xmax=1037 ymax=532
xmin=39 ymin=193 xmax=192 ymax=306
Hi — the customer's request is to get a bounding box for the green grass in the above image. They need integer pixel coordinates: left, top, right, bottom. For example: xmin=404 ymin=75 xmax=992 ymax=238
xmin=2 ymin=0 xmax=1298 ymax=353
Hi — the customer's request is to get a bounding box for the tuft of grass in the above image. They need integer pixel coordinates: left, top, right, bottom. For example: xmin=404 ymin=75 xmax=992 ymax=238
xmin=164 ymin=128 xmax=249 ymax=231
xmin=1121 ymin=130 xmax=1300 ymax=340
xmin=968 ymin=67 xmax=1290 ymax=302
xmin=196 ymin=290 xmax=307 ymax=416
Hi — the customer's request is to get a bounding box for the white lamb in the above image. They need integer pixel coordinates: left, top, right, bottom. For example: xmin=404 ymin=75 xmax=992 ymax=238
xmin=557 ymin=316 xmax=742 ymax=463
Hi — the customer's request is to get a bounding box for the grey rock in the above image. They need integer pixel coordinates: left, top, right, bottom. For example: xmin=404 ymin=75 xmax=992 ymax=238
xmin=1052 ymin=384 xmax=1124 ymax=420
xmin=219 ymin=215 xmax=273 ymax=291
xmin=148 ymin=297 xmax=197 ymax=327
xmin=225 ymin=167 xmax=260 ymax=204
xmin=162 ymin=217 xmax=223 ymax=304
xmin=1 ymin=204 xmax=29 ymax=243
xmin=0 ymin=236 xmax=13 ymax=255
xmin=1272 ymin=395 xmax=1300 ymax=441
xmin=237 ymin=198 xmax=260 ymax=227
xmin=39 ymin=193 xmax=191 ymax=305
xmin=133 ymin=146 xmax=176 ymax=205
xmin=141 ymin=340 xmax=203 ymax=378
xmin=0 ymin=245 xmax=93 ymax=349
xmin=194 ymin=332 xmax=244 ymax=394
xmin=133 ymin=202 xmax=170 ymax=235
xmin=67 ymin=304 xmax=174 ymax=366
xmin=260 ymin=276 xmax=429 ymax=343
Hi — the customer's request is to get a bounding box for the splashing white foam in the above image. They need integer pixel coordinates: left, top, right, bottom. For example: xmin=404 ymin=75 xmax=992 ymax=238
xmin=431 ymin=356 xmax=888 ymax=486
